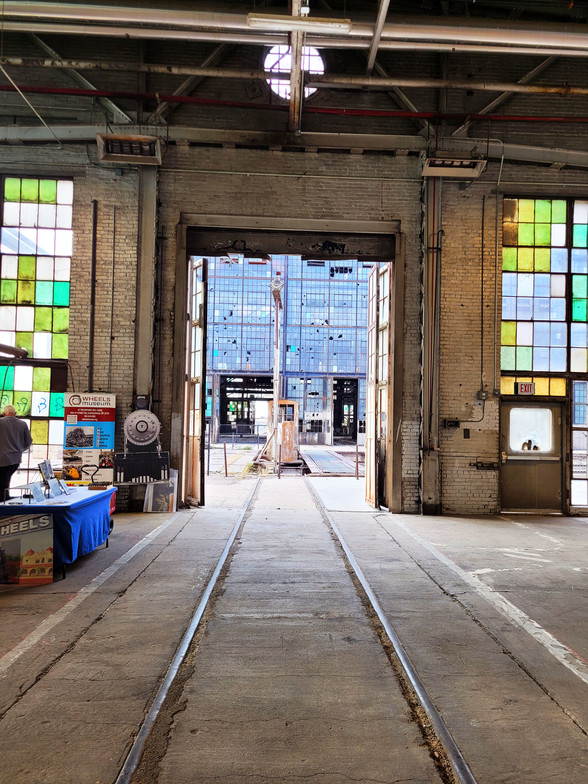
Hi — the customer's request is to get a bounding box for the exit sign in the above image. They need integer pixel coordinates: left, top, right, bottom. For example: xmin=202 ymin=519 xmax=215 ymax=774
xmin=515 ymin=382 xmax=535 ymax=395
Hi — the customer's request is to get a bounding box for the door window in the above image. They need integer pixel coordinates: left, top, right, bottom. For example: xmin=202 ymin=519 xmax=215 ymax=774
xmin=509 ymin=407 xmax=553 ymax=452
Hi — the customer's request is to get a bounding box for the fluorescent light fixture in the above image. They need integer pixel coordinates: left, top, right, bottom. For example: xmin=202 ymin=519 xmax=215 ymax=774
xmin=422 ymin=157 xmax=487 ymax=178
xmin=247 ymin=13 xmax=352 ymax=34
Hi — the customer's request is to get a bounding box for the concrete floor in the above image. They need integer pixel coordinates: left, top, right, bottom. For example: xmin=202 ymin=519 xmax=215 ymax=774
xmin=0 ymin=465 xmax=586 ymax=783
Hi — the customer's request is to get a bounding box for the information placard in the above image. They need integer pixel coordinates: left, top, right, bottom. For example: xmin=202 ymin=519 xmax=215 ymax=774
xmin=0 ymin=514 xmax=53 ymax=586
xmin=63 ymin=393 xmax=116 ymax=484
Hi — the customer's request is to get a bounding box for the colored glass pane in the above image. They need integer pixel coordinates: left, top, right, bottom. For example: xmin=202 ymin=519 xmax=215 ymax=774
xmin=35 ymin=281 xmax=53 ymax=305
xmin=0 ymin=365 xmax=14 ymax=390
xmin=552 ymin=201 xmax=567 ymax=222
xmin=550 ymin=377 xmax=566 ymax=396
xmin=519 ymin=200 xmax=535 ymax=222
xmin=4 ymin=178 xmax=20 ymax=201
xmin=0 ymin=390 xmax=13 ymax=407
xmin=501 ymin=377 xmax=515 ymax=395
xmin=534 ymin=248 xmax=550 ymax=271
xmin=573 ymin=224 xmax=588 ymax=247
xmin=516 ymin=346 xmax=532 ymax=370
xmin=502 ymin=222 xmax=518 ymax=246
xmin=533 ymin=377 xmax=550 ymax=395
xmin=33 ymin=367 xmax=51 ymax=391
xmin=573 ymin=299 xmax=587 ymax=321
xmin=518 ymin=248 xmax=533 ymax=270
xmin=572 ymin=249 xmax=588 ymax=273
xmin=15 ymin=332 xmax=33 ymax=356
xmin=52 ymin=309 xmax=69 ymax=333
xmin=518 ymin=224 xmax=534 ymax=245
xmin=502 ymin=247 xmax=517 ymax=270
xmin=501 ymin=321 xmax=516 ymax=345
xmin=535 ymin=200 xmax=551 ymax=223
xmin=13 ymin=392 xmax=31 ymax=416
xmin=39 ymin=180 xmax=57 ymax=204
xmin=21 ymin=179 xmax=39 ymax=202
xmin=31 ymin=391 xmax=50 ymax=417
xmin=53 ymin=281 xmax=69 ymax=306
xmin=573 ymin=276 xmax=587 ymax=297
xmin=1 ymin=280 xmax=17 ymax=303
xmin=34 ymin=307 xmax=53 ymax=332
xmin=52 ymin=334 xmax=68 ymax=358
xmin=49 ymin=391 xmax=64 ymax=418
xmin=31 ymin=419 xmax=48 ymax=444
xmin=18 ymin=256 xmax=36 ymax=279
xmin=501 ymin=346 xmax=515 ymax=370
xmin=535 ymin=224 xmax=551 ymax=246
xmin=17 ymin=280 xmax=34 ymax=304
xmin=551 ymin=248 xmax=568 ymax=272
xmin=503 ymin=199 xmax=517 ymax=221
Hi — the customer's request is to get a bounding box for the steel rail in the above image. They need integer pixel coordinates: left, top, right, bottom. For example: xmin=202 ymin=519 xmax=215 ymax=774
xmin=114 ymin=476 xmax=261 ymax=784
xmin=305 ymin=478 xmax=479 ymax=784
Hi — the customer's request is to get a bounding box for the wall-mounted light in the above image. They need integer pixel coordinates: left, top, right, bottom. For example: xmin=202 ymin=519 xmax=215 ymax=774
xmin=422 ymin=157 xmax=487 ymax=178
xmin=247 ymin=13 xmax=352 ymax=34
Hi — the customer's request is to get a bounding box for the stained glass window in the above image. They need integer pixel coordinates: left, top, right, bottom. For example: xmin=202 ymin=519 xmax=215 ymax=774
xmin=1 ymin=176 xmax=72 ymax=484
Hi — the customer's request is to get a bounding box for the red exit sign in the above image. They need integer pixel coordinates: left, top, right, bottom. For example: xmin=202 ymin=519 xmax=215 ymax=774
xmin=515 ymin=382 xmax=535 ymax=395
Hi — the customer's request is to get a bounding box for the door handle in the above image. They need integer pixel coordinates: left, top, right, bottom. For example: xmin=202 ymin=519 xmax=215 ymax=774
xmin=501 ymin=451 xmax=508 ymax=464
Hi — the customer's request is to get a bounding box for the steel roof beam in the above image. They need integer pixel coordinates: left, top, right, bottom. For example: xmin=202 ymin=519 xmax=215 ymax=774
xmin=366 ymin=0 xmax=391 ymax=75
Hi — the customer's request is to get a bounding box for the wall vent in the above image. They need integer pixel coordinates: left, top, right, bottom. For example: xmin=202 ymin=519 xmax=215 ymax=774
xmin=96 ymin=133 xmax=161 ymax=165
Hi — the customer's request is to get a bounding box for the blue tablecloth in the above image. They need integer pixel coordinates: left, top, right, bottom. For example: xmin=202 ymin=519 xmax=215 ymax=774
xmin=0 ymin=487 xmax=115 ymax=566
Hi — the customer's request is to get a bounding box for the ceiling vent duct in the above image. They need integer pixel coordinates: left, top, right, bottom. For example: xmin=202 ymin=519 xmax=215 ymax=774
xmin=96 ymin=133 xmax=161 ymax=165
xmin=422 ymin=155 xmax=487 ymax=178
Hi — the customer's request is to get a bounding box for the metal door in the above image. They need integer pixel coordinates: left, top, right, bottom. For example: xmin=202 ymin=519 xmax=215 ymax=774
xmin=500 ymin=401 xmax=563 ymax=511
xmin=185 ymin=257 xmax=207 ymax=505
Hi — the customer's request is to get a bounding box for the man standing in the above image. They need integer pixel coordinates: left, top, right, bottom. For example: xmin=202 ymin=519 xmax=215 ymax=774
xmin=0 ymin=405 xmax=33 ymax=501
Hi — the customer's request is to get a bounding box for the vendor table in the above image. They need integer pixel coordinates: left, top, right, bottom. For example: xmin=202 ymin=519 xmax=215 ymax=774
xmin=0 ymin=487 xmax=115 ymax=570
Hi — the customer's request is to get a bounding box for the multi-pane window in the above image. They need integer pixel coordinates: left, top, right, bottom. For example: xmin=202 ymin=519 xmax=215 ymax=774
xmin=264 ymin=45 xmax=325 ymax=100
xmin=0 ymin=176 xmax=73 ymax=482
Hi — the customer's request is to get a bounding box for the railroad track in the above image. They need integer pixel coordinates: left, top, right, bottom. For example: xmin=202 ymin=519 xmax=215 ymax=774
xmin=115 ymin=474 xmax=476 ymax=784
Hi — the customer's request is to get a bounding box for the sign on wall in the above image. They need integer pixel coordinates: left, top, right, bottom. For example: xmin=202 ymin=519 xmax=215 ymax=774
xmin=63 ymin=393 xmax=116 ymax=484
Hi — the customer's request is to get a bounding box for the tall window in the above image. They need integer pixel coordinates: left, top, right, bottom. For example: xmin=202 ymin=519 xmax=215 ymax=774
xmin=0 ymin=176 xmax=73 ymax=481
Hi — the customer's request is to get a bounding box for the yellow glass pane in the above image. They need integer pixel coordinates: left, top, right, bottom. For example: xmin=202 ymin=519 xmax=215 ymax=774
xmin=550 ymin=378 xmax=566 ymax=397
xmin=535 ymin=248 xmax=550 ymax=271
xmin=533 ymin=377 xmax=550 ymax=395
xmin=31 ymin=419 xmax=48 ymax=444
xmin=501 ymin=377 xmax=515 ymax=395
xmin=518 ymin=248 xmax=534 ymax=270
xmin=516 ymin=376 xmax=533 ymax=383
xmin=519 ymin=199 xmax=535 ymax=222
xmin=501 ymin=321 xmax=516 ymax=345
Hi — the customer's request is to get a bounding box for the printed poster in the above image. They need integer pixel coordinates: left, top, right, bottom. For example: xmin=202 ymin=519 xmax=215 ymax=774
xmin=0 ymin=513 xmax=53 ymax=586
xmin=63 ymin=393 xmax=116 ymax=484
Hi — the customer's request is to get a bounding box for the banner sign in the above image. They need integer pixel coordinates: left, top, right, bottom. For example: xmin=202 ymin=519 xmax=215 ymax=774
xmin=0 ymin=513 xmax=53 ymax=586
xmin=63 ymin=393 xmax=116 ymax=484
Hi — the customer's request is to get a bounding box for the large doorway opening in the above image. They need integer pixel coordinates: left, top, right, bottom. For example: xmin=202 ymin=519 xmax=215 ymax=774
xmin=333 ymin=378 xmax=358 ymax=442
xmin=219 ymin=375 xmax=272 ymax=438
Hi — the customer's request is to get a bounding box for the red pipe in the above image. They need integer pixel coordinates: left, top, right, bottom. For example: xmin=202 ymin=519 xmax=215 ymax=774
xmin=1 ymin=83 xmax=588 ymax=123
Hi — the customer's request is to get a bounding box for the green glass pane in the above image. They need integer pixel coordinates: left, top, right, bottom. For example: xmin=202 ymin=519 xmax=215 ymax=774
xmin=49 ymin=392 xmax=65 ymax=418
xmin=501 ymin=346 xmax=515 ymax=371
xmin=39 ymin=179 xmax=57 ymax=204
xmin=535 ymin=200 xmax=551 ymax=223
xmin=518 ymin=248 xmax=533 ymax=270
xmin=573 ymin=299 xmax=587 ymax=321
xmin=17 ymin=280 xmax=35 ymax=304
xmin=18 ymin=256 xmax=36 ymax=279
xmin=1 ymin=280 xmax=17 ymax=303
xmin=53 ymin=281 xmax=70 ymax=306
xmin=552 ymin=200 xmax=567 ymax=222
xmin=501 ymin=321 xmax=516 ymax=346
xmin=4 ymin=178 xmax=21 ymax=202
xmin=503 ymin=199 xmax=518 ymax=222
xmin=21 ymin=179 xmax=39 ymax=203
xmin=516 ymin=346 xmax=533 ymax=371
xmin=0 ymin=365 xmax=14 ymax=390
xmin=573 ymin=276 xmax=588 ymax=297
xmin=535 ymin=248 xmax=550 ymax=271
xmin=35 ymin=281 xmax=53 ymax=305
xmin=13 ymin=392 xmax=31 ymax=416
xmin=502 ymin=222 xmax=518 ymax=246
xmin=502 ymin=247 xmax=517 ymax=270
xmin=52 ymin=333 xmax=68 ymax=358
xmin=519 ymin=199 xmax=535 ymax=222
xmin=518 ymin=223 xmax=534 ymax=245
xmin=0 ymin=390 xmax=13 ymax=408
xmin=33 ymin=367 xmax=51 ymax=391
xmin=31 ymin=419 xmax=48 ymax=445
xmin=34 ymin=307 xmax=53 ymax=332
xmin=535 ymin=223 xmax=551 ymax=246
xmin=15 ymin=332 xmax=33 ymax=357
xmin=573 ymin=224 xmax=588 ymax=247
xmin=52 ymin=308 xmax=69 ymax=333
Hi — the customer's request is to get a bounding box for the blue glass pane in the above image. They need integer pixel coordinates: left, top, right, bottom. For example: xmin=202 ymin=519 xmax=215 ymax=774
xmin=574 ymin=381 xmax=587 ymax=402
xmin=551 ymin=323 xmax=567 ymax=346
xmin=534 ymin=322 xmax=550 ymax=346
xmin=574 ymin=404 xmax=586 ymax=425
xmin=551 ymin=248 xmax=568 ymax=272
xmin=534 ymin=274 xmax=550 ymax=296
xmin=550 ymin=347 xmax=567 ymax=371
xmin=533 ymin=347 xmax=550 ymax=371
xmin=550 ymin=299 xmax=566 ymax=320
xmin=571 ymin=323 xmax=587 ymax=347
xmin=533 ymin=298 xmax=550 ymax=320
xmin=572 ymin=249 xmax=588 ymax=273
xmin=517 ymin=273 xmax=534 ymax=296
xmin=517 ymin=298 xmax=533 ymax=319
xmin=502 ymin=297 xmax=516 ymax=319
xmin=502 ymin=273 xmax=517 ymax=296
